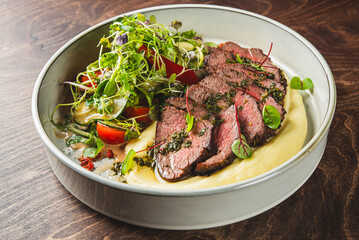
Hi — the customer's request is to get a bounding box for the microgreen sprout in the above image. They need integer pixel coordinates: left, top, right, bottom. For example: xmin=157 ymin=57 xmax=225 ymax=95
xmin=231 ymin=103 xmax=252 ymax=159
xmin=290 ymin=76 xmax=313 ymax=90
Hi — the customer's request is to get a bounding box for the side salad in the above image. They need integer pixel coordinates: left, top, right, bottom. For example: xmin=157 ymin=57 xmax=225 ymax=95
xmin=52 ymin=14 xmax=212 ymax=169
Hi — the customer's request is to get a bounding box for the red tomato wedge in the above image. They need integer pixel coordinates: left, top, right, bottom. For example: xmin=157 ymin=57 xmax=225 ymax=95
xmin=138 ymin=45 xmax=200 ymax=85
xmin=97 ymin=122 xmax=126 ymax=145
xmin=124 ymin=106 xmax=152 ymax=124
xmin=81 ymin=70 xmax=102 ymax=88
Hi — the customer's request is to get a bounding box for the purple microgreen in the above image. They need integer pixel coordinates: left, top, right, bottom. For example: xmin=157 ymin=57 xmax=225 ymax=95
xmin=231 ymin=135 xmax=252 ymax=159
xmin=259 ymin=42 xmax=273 ymax=68
xmin=116 ymin=33 xmax=128 ymax=46
xmin=290 ymin=76 xmax=313 ymax=90
xmin=262 ymin=105 xmax=281 ymax=129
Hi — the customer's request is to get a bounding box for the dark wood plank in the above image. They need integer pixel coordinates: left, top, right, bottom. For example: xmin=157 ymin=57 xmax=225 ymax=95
xmin=1 ymin=0 xmax=358 ymax=239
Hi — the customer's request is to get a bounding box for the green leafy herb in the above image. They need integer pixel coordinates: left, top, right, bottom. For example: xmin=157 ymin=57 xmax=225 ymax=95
xmin=170 ymin=20 xmax=182 ymax=30
xmin=120 ymin=25 xmax=135 ymax=32
xmin=205 ymin=42 xmax=218 ymax=48
xmin=121 ymin=149 xmax=136 ymax=175
xmin=236 ymin=54 xmax=243 ymax=64
xmin=99 ymin=37 xmax=111 ymax=49
xmin=100 ymin=52 xmax=118 ymax=69
xmin=124 ymin=129 xmax=140 ymax=141
xmin=290 ymin=76 xmax=313 ymax=90
xmin=181 ymin=29 xmax=196 ymax=39
xmin=95 ymin=79 xmax=109 ymax=97
xmin=83 ymin=138 xmax=104 ymax=158
xmin=66 ymin=135 xmax=88 ymax=146
xmin=231 ymin=134 xmax=253 ymax=159
xmin=262 ymin=105 xmax=281 ymax=129
xmin=186 ymin=113 xmax=194 ymax=132
xmin=103 ymin=79 xmax=117 ymax=96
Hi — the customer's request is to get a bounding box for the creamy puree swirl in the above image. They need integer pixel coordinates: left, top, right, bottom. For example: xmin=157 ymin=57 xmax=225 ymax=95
xmin=124 ymin=87 xmax=307 ymax=189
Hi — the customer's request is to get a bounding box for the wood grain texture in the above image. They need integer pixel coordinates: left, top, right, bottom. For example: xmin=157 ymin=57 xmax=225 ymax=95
xmin=1 ymin=0 xmax=358 ymax=239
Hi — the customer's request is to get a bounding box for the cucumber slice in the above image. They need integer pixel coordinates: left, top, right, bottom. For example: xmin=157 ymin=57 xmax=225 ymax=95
xmin=73 ymin=96 xmax=128 ymax=125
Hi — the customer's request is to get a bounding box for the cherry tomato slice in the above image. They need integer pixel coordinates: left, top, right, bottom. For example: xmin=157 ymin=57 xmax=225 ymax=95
xmin=138 ymin=45 xmax=200 ymax=85
xmin=96 ymin=122 xmax=126 ymax=145
xmin=124 ymin=106 xmax=152 ymax=124
xmin=81 ymin=70 xmax=102 ymax=88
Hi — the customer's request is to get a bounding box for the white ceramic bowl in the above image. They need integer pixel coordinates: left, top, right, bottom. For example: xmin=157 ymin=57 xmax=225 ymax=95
xmin=32 ymin=4 xmax=336 ymax=230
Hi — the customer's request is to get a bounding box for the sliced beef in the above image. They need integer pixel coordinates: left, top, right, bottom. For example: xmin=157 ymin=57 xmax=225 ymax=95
xmin=187 ymin=85 xmax=214 ymax=105
xmin=204 ymin=49 xmax=234 ymax=69
xmin=155 ymin=105 xmax=214 ymax=181
xmin=154 ymin=42 xmax=288 ymax=180
xmin=166 ymin=97 xmax=208 ymax=118
xmin=233 ymin=92 xmax=270 ymax=147
xmin=198 ymin=75 xmax=233 ymax=94
xmin=219 ymin=42 xmax=287 ymax=88
xmin=195 ymin=106 xmax=239 ymax=174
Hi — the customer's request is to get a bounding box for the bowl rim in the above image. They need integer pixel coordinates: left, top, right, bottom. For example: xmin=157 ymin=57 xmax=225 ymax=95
xmin=32 ymin=4 xmax=336 ymax=197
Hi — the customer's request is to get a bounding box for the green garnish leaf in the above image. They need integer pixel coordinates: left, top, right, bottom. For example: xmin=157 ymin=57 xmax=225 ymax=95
xmin=83 ymin=138 xmax=104 ymax=158
xmin=170 ymin=20 xmax=182 ymax=30
xmin=66 ymin=135 xmax=88 ymax=146
xmin=262 ymin=105 xmax=281 ymax=129
xmin=231 ymin=135 xmax=252 ymax=159
xmin=186 ymin=113 xmax=194 ymax=132
xmin=205 ymin=42 xmax=218 ymax=48
xmin=120 ymin=25 xmax=135 ymax=32
xmin=149 ymin=15 xmax=156 ymax=24
xmin=95 ymin=79 xmax=109 ymax=97
xmin=99 ymin=37 xmax=111 ymax=49
xmin=103 ymin=79 xmax=117 ymax=96
xmin=100 ymin=52 xmax=118 ymax=69
xmin=124 ymin=129 xmax=139 ymax=141
xmin=236 ymin=54 xmax=243 ymax=64
xmin=121 ymin=149 xmax=136 ymax=175
xmin=290 ymin=76 xmax=313 ymax=90
xmin=137 ymin=13 xmax=146 ymax=22
xmin=181 ymin=29 xmax=197 ymax=39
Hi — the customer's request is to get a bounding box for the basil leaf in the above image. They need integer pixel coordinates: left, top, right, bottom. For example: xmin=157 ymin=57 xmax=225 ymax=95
xmin=96 ymin=79 xmax=109 ymax=96
xmin=262 ymin=105 xmax=281 ymax=129
xmin=103 ymin=79 xmax=116 ymax=96
xmin=186 ymin=113 xmax=194 ymax=132
xmin=121 ymin=149 xmax=136 ymax=175
xmin=83 ymin=138 xmax=104 ymax=158
xmin=290 ymin=76 xmax=313 ymax=90
xmin=231 ymin=135 xmax=252 ymax=159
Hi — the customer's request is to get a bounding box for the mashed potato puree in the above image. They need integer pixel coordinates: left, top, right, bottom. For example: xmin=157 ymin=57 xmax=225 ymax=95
xmin=121 ymin=87 xmax=307 ymax=189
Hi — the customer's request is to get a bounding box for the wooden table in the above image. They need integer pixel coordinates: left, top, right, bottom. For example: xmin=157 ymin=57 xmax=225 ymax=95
xmin=1 ymin=0 xmax=358 ymax=239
